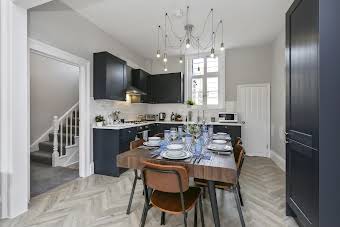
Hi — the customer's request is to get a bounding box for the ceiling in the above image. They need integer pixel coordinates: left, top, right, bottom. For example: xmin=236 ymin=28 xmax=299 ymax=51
xmin=61 ymin=0 xmax=293 ymax=59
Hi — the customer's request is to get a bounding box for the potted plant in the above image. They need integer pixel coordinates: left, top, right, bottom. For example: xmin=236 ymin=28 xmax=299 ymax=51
xmin=95 ymin=115 xmax=105 ymax=127
xmin=186 ymin=99 xmax=195 ymax=108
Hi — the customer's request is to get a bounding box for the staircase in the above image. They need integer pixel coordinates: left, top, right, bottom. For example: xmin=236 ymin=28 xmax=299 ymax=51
xmin=30 ymin=103 xmax=80 ymax=167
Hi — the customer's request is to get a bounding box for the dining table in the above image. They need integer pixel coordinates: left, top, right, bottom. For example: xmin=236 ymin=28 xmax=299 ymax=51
xmin=116 ymin=137 xmax=238 ymax=227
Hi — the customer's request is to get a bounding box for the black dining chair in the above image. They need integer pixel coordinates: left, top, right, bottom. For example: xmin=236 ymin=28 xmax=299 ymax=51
xmin=126 ymin=139 xmax=145 ymax=215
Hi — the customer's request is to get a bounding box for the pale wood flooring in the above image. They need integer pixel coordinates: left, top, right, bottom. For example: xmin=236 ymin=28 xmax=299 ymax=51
xmin=0 ymin=157 xmax=298 ymax=227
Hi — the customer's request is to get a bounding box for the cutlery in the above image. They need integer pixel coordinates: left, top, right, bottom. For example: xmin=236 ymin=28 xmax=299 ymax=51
xmin=197 ymin=156 xmax=202 ymax=164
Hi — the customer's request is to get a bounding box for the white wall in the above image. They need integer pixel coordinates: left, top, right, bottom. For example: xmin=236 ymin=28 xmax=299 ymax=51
xmin=28 ymin=0 xmax=151 ymax=96
xmin=270 ymin=30 xmax=286 ymax=160
xmin=30 ymin=52 xmax=79 ymax=144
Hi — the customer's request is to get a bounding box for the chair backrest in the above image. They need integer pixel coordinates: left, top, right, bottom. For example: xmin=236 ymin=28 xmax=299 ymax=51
xmin=234 ymin=144 xmax=246 ymax=177
xmin=141 ymin=161 xmax=189 ymax=193
xmin=153 ymin=133 xmax=164 ymax=138
xmin=130 ymin=139 xmax=145 ymax=150
xmin=233 ymin=137 xmax=242 ymax=147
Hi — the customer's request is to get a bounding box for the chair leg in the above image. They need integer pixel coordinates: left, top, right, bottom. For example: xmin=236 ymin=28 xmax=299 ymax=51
xmin=237 ymin=182 xmax=244 ymax=207
xmin=126 ymin=169 xmax=138 ymax=214
xmin=233 ymin=187 xmax=245 ymax=227
xmin=199 ymin=194 xmax=205 ymax=227
xmin=194 ymin=203 xmax=198 ymax=227
xmin=202 ymin=187 xmax=206 ymax=199
xmin=161 ymin=212 xmax=165 ymax=225
xmin=183 ymin=212 xmax=188 ymax=227
xmin=140 ymin=186 xmax=151 ymax=227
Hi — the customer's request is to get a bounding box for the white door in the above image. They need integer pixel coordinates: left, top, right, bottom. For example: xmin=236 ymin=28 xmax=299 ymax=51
xmin=237 ymin=84 xmax=270 ymax=157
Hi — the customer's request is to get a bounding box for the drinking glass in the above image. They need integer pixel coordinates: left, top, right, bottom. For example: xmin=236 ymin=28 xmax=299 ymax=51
xmin=178 ymin=126 xmax=183 ymax=138
xmin=164 ymin=130 xmax=170 ymax=144
xmin=208 ymin=125 xmax=214 ymax=137
xmin=202 ymin=130 xmax=209 ymax=145
xmin=185 ymin=134 xmax=193 ymax=152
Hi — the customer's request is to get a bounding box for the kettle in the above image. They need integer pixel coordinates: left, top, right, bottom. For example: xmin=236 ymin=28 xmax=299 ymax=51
xmin=159 ymin=112 xmax=166 ymax=121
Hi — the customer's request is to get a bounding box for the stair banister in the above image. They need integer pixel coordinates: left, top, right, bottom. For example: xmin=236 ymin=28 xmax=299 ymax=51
xmin=52 ymin=115 xmax=59 ymax=167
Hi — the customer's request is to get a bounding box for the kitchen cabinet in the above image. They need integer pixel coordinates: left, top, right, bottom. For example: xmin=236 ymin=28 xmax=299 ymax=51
xmin=94 ymin=51 xmax=127 ymax=101
xmin=286 ymin=1 xmax=340 ymax=226
xmin=132 ymin=69 xmax=150 ymax=103
xmin=93 ymin=128 xmax=137 ymax=177
xmin=148 ymin=73 xmax=184 ymax=103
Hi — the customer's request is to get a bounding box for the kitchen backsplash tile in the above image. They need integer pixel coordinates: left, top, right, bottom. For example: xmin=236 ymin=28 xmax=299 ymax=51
xmin=91 ymin=98 xmax=236 ymax=123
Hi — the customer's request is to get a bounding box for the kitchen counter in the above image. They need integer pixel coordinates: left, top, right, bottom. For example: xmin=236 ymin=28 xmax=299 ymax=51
xmin=93 ymin=121 xmax=242 ymax=130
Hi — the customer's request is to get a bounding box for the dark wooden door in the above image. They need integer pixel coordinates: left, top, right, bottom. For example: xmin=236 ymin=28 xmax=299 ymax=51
xmin=286 ymin=0 xmax=319 ymax=226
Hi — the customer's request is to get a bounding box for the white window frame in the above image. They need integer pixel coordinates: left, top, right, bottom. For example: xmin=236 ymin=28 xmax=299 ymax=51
xmin=185 ymin=52 xmax=225 ymax=109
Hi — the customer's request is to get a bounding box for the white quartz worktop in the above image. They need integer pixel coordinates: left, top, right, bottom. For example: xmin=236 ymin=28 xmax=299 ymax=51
xmin=93 ymin=121 xmax=242 ymax=130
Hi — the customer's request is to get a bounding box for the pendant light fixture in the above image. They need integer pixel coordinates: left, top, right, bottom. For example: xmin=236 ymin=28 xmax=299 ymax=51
xmin=154 ymin=6 xmax=224 ymax=64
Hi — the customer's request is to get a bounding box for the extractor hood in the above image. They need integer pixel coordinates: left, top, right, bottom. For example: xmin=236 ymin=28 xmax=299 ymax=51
xmin=126 ymin=85 xmax=147 ymax=96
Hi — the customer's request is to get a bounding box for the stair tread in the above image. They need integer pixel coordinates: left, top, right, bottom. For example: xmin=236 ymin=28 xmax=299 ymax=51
xmin=30 ymin=150 xmax=52 ymax=158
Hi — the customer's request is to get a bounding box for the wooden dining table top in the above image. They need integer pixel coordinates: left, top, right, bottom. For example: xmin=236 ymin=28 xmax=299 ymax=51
xmin=117 ymin=147 xmax=237 ymax=184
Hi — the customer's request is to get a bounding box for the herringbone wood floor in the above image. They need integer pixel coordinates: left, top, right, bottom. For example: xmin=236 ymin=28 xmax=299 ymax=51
xmin=0 ymin=157 xmax=298 ymax=227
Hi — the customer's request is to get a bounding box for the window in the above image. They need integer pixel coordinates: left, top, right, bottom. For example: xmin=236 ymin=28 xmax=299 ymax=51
xmin=186 ymin=53 xmax=225 ymax=108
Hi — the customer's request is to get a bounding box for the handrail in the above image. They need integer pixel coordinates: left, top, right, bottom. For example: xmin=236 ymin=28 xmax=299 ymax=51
xmin=52 ymin=102 xmax=79 ymax=165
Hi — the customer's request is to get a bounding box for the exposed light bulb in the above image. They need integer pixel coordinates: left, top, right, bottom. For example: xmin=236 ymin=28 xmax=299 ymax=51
xmin=163 ymin=53 xmax=168 ymax=62
xmin=156 ymin=50 xmax=161 ymax=58
xmin=220 ymin=42 xmax=225 ymax=51
xmin=185 ymin=39 xmax=190 ymax=49
xmin=179 ymin=57 xmax=183 ymax=64
xmin=164 ymin=66 xmax=168 ymax=72
xmin=210 ymin=48 xmax=215 ymax=58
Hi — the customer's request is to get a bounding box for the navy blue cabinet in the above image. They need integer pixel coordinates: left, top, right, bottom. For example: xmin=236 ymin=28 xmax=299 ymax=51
xmin=132 ymin=69 xmax=149 ymax=103
xmin=94 ymin=52 xmax=127 ymax=101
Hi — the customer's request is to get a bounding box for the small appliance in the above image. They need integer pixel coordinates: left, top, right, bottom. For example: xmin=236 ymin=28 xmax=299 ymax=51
xmin=218 ymin=112 xmax=238 ymax=123
xmin=145 ymin=114 xmax=157 ymax=121
xmin=159 ymin=112 xmax=166 ymax=121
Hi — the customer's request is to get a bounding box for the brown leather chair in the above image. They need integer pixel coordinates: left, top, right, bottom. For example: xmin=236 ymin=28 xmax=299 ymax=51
xmin=140 ymin=161 xmax=204 ymax=227
xmin=153 ymin=133 xmax=164 ymax=138
xmin=194 ymin=144 xmax=246 ymax=227
xmin=126 ymin=139 xmax=145 ymax=214
xmin=233 ymin=137 xmax=242 ymax=147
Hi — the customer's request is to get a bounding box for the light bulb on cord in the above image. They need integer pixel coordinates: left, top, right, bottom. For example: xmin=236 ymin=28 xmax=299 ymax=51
xmin=179 ymin=57 xmax=183 ymax=64
xmin=163 ymin=53 xmax=168 ymax=62
xmin=164 ymin=66 xmax=168 ymax=72
xmin=156 ymin=50 xmax=161 ymax=58
xmin=220 ymin=42 xmax=225 ymax=51
xmin=210 ymin=48 xmax=215 ymax=58
xmin=185 ymin=38 xmax=190 ymax=49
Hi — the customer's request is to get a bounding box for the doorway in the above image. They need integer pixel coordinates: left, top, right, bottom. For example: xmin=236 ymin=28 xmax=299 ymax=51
xmin=28 ymin=39 xmax=92 ymax=197
xmin=237 ymin=83 xmax=270 ymax=157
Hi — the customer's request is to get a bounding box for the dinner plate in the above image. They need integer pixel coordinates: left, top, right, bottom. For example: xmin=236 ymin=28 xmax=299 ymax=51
xmin=143 ymin=141 xmax=160 ymax=147
xmin=167 ymin=144 xmax=184 ymax=150
xmin=212 ymin=134 xmax=232 ymax=140
xmin=161 ymin=150 xmax=192 ymax=160
xmin=212 ymin=139 xmax=227 ymax=144
xmin=207 ymin=144 xmax=233 ymax=152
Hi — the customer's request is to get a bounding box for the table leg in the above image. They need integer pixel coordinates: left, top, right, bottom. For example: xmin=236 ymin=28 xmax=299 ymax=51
xmin=207 ymin=181 xmax=220 ymax=227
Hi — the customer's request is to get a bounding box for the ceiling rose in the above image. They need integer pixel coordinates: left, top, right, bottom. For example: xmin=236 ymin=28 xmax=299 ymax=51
xmin=155 ymin=6 xmax=224 ymax=71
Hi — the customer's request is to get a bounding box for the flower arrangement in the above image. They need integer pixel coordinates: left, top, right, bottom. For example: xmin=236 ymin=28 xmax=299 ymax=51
xmin=185 ymin=123 xmax=201 ymax=139
xmin=186 ymin=99 xmax=195 ymax=106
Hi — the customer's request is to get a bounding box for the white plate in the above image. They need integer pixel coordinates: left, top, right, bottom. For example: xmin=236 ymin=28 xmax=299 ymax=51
xmin=166 ymin=150 xmax=187 ymax=158
xmin=161 ymin=150 xmax=192 ymax=160
xmin=167 ymin=144 xmax=184 ymax=150
xmin=217 ymin=132 xmax=228 ymax=135
xmin=212 ymin=135 xmax=231 ymax=140
xmin=143 ymin=141 xmax=160 ymax=147
xmin=207 ymin=144 xmax=233 ymax=152
xmin=149 ymin=137 xmax=161 ymax=141
xmin=212 ymin=140 xmax=227 ymax=144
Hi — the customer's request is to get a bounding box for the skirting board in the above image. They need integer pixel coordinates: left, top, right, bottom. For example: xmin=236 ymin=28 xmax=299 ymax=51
xmin=270 ymin=150 xmax=285 ymax=172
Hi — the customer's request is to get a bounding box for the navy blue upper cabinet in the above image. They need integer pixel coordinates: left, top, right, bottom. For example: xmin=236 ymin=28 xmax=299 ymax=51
xmin=148 ymin=72 xmax=184 ymax=104
xmin=93 ymin=52 xmax=127 ymax=101
xmin=132 ymin=69 xmax=150 ymax=103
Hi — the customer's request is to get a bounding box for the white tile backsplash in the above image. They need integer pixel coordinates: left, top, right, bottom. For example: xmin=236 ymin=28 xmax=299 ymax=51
xmin=91 ymin=98 xmax=237 ymax=123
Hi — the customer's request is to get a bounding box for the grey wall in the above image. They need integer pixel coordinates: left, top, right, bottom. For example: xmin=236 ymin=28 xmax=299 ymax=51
xmin=270 ymin=30 xmax=286 ymax=159
xmin=28 ymin=0 xmax=151 ymax=96
xmin=153 ymin=44 xmax=273 ymax=101
xmin=225 ymin=44 xmax=273 ymax=101
xmin=30 ymin=53 xmax=79 ymax=143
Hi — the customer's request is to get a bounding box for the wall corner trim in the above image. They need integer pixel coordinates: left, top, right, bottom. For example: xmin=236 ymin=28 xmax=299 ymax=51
xmin=270 ymin=150 xmax=285 ymax=172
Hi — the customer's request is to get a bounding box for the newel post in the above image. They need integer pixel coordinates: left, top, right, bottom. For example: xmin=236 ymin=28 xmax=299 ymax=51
xmin=52 ymin=115 xmax=59 ymax=167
